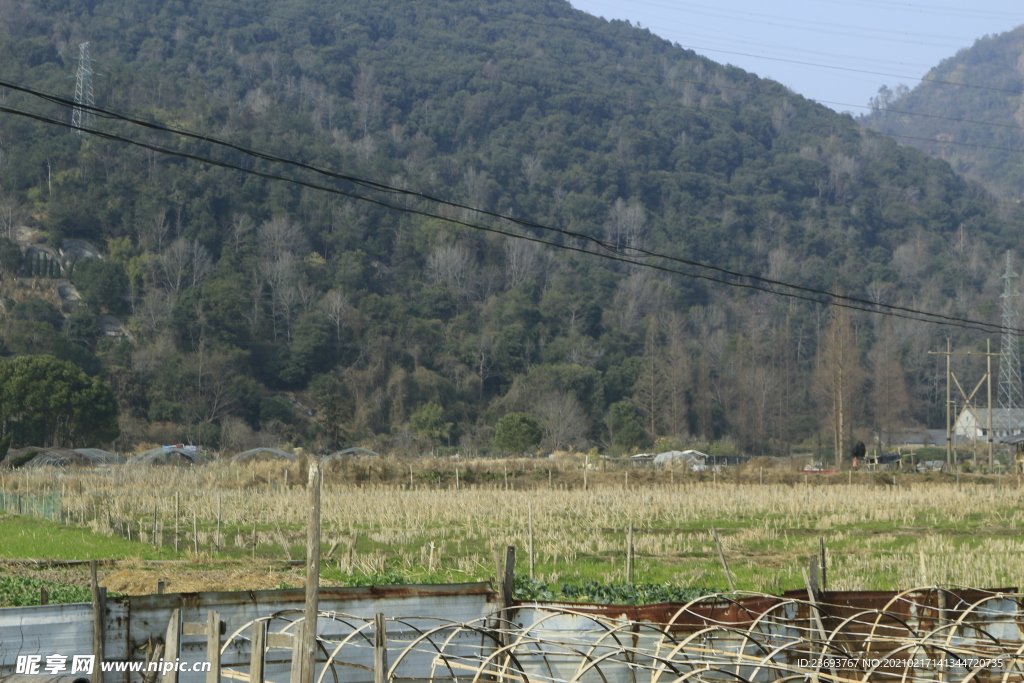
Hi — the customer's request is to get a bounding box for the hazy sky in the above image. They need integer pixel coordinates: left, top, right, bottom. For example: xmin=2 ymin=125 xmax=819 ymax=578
xmin=569 ymin=0 xmax=1024 ymax=114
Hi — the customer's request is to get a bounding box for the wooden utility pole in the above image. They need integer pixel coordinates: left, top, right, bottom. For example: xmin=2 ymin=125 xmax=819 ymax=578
xmin=929 ymin=341 xmax=1000 ymax=468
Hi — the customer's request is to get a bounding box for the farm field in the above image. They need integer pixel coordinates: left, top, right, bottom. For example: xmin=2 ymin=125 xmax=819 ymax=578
xmin=2 ymin=456 xmax=1024 ymax=605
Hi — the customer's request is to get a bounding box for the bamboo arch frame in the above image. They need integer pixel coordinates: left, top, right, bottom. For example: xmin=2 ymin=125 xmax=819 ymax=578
xmin=213 ymin=588 xmax=1024 ymax=682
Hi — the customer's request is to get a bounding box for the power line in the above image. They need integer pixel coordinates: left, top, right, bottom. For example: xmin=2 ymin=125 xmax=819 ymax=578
xmin=0 ymin=93 xmax=1020 ymax=338
xmin=3 ymin=76 xmax=1020 ymax=334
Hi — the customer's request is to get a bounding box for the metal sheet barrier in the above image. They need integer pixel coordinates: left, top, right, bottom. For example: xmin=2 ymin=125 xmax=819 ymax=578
xmin=6 ymin=586 xmax=1024 ymax=682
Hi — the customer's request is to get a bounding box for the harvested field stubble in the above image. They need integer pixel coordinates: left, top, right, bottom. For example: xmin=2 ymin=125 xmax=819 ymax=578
xmin=1 ymin=459 xmax=1022 ymax=594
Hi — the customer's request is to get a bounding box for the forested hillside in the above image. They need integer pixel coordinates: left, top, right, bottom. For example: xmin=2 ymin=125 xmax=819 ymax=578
xmin=0 ymin=0 xmax=1020 ymax=456
xmin=861 ymin=25 xmax=1024 ymax=200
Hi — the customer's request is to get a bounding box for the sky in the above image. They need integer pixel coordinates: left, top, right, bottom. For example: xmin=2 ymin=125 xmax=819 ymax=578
xmin=569 ymin=0 xmax=1024 ymax=114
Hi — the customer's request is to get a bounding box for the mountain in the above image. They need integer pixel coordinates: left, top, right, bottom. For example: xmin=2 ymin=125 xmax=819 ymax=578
xmin=0 ymin=0 xmax=1021 ymax=457
xmin=860 ymin=25 xmax=1024 ymax=200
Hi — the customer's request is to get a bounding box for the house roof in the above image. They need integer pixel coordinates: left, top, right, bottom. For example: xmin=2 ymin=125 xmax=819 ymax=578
xmin=925 ymin=429 xmax=971 ymax=446
xmin=959 ymin=407 xmax=1024 ymax=429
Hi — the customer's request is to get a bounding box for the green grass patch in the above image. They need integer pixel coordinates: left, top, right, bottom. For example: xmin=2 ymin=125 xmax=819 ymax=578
xmin=0 ymin=516 xmax=177 ymax=560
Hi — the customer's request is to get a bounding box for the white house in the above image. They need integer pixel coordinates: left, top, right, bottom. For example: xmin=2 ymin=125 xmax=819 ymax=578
xmin=954 ymin=407 xmax=1024 ymax=441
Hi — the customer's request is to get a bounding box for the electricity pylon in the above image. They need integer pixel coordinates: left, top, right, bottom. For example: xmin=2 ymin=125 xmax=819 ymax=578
xmin=71 ymin=42 xmax=94 ymax=133
xmin=998 ymin=251 xmax=1023 ymax=411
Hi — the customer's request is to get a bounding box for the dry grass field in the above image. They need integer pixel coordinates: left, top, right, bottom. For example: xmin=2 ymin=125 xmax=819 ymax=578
xmin=2 ymin=454 xmax=1023 ymax=599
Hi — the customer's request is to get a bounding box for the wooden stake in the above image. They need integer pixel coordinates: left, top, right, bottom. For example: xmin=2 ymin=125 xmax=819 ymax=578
xmin=528 ymin=502 xmax=535 ymax=580
xmin=626 ymin=521 xmax=635 ymax=584
xmin=161 ymin=609 xmax=181 ymax=683
xmin=91 ymin=560 xmax=105 ymax=680
xmin=583 ymin=456 xmax=589 ymax=491
xmin=455 ymin=467 xmax=459 ymax=490
xmin=40 ymin=586 xmax=48 ymax=605
xmin=298 ymin=462 xmax=322 ymax=683
xmin=174 ymin=493 xmax=180 ymax=552
xmin=250 ymin=620 xmax=267 ymax=683
xmin=252 ymin=520 xmax=258 ymax=561
xmin=818 ymin=537 xmax=827 ymax=590
xmin=275 ymin=519 xmax=293 ymax=562
xmin=500 ymin=545 xmax=516 ymax=612
xmin=373 ymin=613 xmax=388 ymax=683
xmin=711 ymin=526 xmax=735 ymax=591
xmin=192 ymin=509 xmax=198 ymax=555
xmin=216 ymin=494 xmax=222 ymax=553
xmin=206 ymin=610 xmax=221 ymax=683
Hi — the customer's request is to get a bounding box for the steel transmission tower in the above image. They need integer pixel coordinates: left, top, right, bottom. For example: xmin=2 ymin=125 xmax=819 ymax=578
xmin=998 ymin=251 xmax=1023 ymax=410
xmin=71 ymin=42 xmax=94 ymax=133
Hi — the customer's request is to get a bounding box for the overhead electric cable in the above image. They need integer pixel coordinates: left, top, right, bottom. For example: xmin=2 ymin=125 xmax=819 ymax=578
xmin=0 ymin=94 xmax=1020 ymax=337
xmin=2 ymin=76 xmax=1019 ymax=334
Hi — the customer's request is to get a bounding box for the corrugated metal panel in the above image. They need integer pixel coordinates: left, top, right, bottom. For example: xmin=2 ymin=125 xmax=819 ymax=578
xmin=2 ymin=583 xmax=496 ymax=683
xmin=0 ymin=603 xmax=93 ymax=675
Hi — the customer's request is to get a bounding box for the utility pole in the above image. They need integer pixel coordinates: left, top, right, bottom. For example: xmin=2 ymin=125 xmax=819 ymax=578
xmin=72 ymin=42 xmax=94 ymax=133
xmin=929 ymin=342 xmax=1001 ymax=469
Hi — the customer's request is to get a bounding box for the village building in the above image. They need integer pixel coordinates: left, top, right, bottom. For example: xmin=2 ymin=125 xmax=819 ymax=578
xmin=953 ymin=406 xmax=1024 ymax=441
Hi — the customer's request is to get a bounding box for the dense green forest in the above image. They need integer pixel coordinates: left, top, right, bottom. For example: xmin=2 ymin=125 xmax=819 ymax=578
xmin=861 ymin=25 xmax=1024 ymax=200
xmin=0 ymin=0 xmax=1021 ymax=457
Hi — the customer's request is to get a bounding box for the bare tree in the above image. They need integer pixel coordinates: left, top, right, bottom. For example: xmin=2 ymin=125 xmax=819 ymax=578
xmin=154 ymin=238 xmax=211 ymax=292
xmin=188 ymin=240 xmax=213 ymax=287
xmin=135 ymin=289 xmax=173 ymax=338
xmin=534 ymin=391 xmax=590 ymax=452
xmin=229 ymin=213 xmax=253 ymax=251
xmin=318 ymin=288 xmax=354 ymax=354
xmin=817 ymin=306 xmax=864 ymax=467
xmin=521 ymin=154 xmax=543 ymax=189
xmin=353 ymin=64 xmax=385 ymax=135
xmin=871 ymin=319 xmax=912 ymax=447
xmin=258 ymin=216 xmax=307 ymax=257
xmin=604 ymin=198 xmax=647 ymax=250
xmin=154 ymin=237 xmax=191 ymax=290
xmin=0 ymin=191 xmax=24 ymax=240
xmin=633 ymin=318 xmax=666 ymax=439
xmin=263 ymin=252 xmax=300 ymax=339
xmin=504 ymin=238 xmax=543 ymax=289
xmin=427 ymin=243 xmax=475 ymax=299
xmin=660 ymin=312 xmax=691 ymax=437
xmin=140 ymin=210 xmax=170 ymax=252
